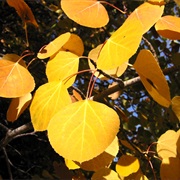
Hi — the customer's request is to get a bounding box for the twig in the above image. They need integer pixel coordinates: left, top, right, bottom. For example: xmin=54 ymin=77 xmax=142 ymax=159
xmin=0 ymin=122 xmax=33 ymax=150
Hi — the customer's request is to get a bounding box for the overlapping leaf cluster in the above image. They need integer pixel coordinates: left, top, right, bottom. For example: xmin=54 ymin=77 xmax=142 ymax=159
xmin=1 ymin=0 xmax=180 ymax=179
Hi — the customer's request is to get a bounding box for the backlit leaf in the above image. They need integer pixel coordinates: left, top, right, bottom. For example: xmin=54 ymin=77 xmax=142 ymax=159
xmin=97 ymin=19 xmax=143 ymax=70
xmin=128 ymin=2 xmax=164 ymax=34
xmin=116 ymin=155 xmax=140 ymax=177
xmin=47 ymin=99 xmax=120 ymax=162
xmin=157 ymin=130 xmax=179 ymax=159
xmin=155 ymin=16 xmax=180 ymax=40
xmin=61 ymin=0 xmax=109 ymax=28
xmin=171 ymin=96 xmax=180 ymax=121
xmin=160 ymin=157 xmax=180 ymax=180
xmin=133 ymin=49 xmax=171 ymax=107
xmin=37 ymin=32 xmax=71 ymax=59
xmin=61 ymin=34 xmax=84 ymax=56
xmin=30 ymin=81 xmax=71 ymax=131
xmin=148 ymin=0 xmax=165 ymax=5
xmin=75 ymin=136 xmax=119 ymax=171
xmin=65 ymin=159 xmax=80 ymax=170
xmin=91 ymin=168 xmax=120 ymax=180
xmin=7 ymin=93 xmax=32 ymax=122
xmin=46 ymin=51 xmax=79 ymax=87
xmin=7 ymin=0 xmax=38 ymax=27
xmin=0 ymin=60 xmax=35 ymax=98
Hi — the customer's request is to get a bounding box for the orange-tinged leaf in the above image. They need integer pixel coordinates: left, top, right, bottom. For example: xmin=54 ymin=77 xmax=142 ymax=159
xmin=46 ymin=51 xmax=79 ymax=87
xmin=160 ymin=157 xmax=180 ymax=180
xmin=37 ymin=32 xmax=71 ymax=59
xmin=61 ymin=0 xmax=109 ymax=28
xmin=157 ymin=130 xmax=179 ymax=159
xmin=133 ymin=49 xmax=171 ymax=107
xmin=0 ymin=60 xmax=35 ymax=98
xmin=155 ymin=16 xmax=180 ymax=40
xmin=75 ymin=136 xmax=119 ymax=171
xmin=148 ymin=0 xmax=165 ymax=5
xmin=116 ymin=155 xmax=140 ymax=177
xmin=30 ymin=81 xmax=71 ymax=131
xmin=61 ymin=34 xmax=84 ymax=56
xmin=91 ymin=168 xmax=120 ymax=180
xmin=128 ymin=2 xmax=164 ymax=34
xmin=171 ymin=96 xmax=180 ymax=121
xmin=7 ymin=93 xmax=32 ymax=122
xmin=97 ymin=19 xmax=143 ymax=70
xmin=7 ymin=0 xmax=38 ymax=27
xmin=47 ymin=99 xmax=120 ymax=162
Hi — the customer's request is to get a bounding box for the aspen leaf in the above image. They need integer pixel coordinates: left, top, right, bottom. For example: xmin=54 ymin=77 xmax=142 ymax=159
xmin=108 ymin=82 xmax=121 ymax=100
xmin=91 ymin=168 xmax=120 ymax=180
xmin=157 ymin=130 xmax=179 ymax=159
xmin=7 ymin=93 xmax=32 ymax=122
xmin=155 ymin=16 xmax=180 ymax=40
xmin=47 ymin=100 xmax=120 ymax=162
xmin=30 ymin=81 xmax=71 ymax=131
xmin=133 ymin=49 xmax=171 ymax=107
xmin=75 ymin=136 xmax=119 ymax=171
xmin=127 ymin=2 xmax=164 ymax=34
xmin=160 ymin=157 xmax=180 ymax=180
xmin=0 ymin=60 xmax=35 ymax=98
xmin=37 ymin=32 xmax=71 ymax=59
xmin=97 ymin=19 xmax=143 ymax=70
xmin=61 ymin=34 xmax=84 ymax=56
xmin=116 ymin=155 xmax=140 ymax=177
xmin=71 ymin=89 xmax=83 ymax=103
xmin=148 ymin=0 xmax=165 ymax=5
xmin=46 ymin=51 xmax=79 ymax=87
xmin=171 ymin=96 xmax=180 ymax=121
xmin=65 ymin=159 xmax=80 ymax=170
xmin=61 ymin=0 xmax=109 ymax=28
xmin=7 ymin=0 xmax=38 ymax=27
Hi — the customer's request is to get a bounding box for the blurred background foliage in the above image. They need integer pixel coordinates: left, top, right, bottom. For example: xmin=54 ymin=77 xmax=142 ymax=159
xmin=0 ymin=0 xmax=180 ymax=179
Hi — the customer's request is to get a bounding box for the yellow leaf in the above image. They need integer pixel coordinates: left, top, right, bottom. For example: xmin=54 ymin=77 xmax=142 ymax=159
xmin=7 ymin=0 xmax=38 ymax=27
xmin=108 ymin=82 xmax=121 ymax=100
xmin=47 ymin=99 xmax=120 ymax=162
xmin=0 ymin=60 xmax=35 ymax=98
xmin=61 ymin=0 xmax=109 ymax=28
xmin=37 ymin=32 xmax=71 ymax=59
xmin=65 ymin=159 xmax=80 ymax=170
xmin=128 ymin=2 xmax=164 ymax=34
xmin=75 ymin=136 xmax=119 ymax=171
xmin=91 ymin=168 xmax=120 ymax=180
xmin=30 ymin=81 xmax=71 ymax=131
xmin=46 ymin=51 xmax=79 ymax=87
xmin=61 ymin=34 xmax=84 ymax=56
xmin=155 ymin=16 xmax=180 ymax=40
xmin=171 ymin=96 xmax=180 ymax=121
xmin=148 ymin=0 xmax=165 ymax=5
xmin=157 ymin=130 xmax=179 ymax=159
xmin=133 ymin=49 xmax=171 ymax=107
xmin=97 ymin=19 xmax=143 ymax=70
xmin=160 ymin=157 xmax=180 ymax=180
xmin=116 ymin=155 xmax=140 ymax=177
xmin=7 ymin=93 xmax=32 ymax=122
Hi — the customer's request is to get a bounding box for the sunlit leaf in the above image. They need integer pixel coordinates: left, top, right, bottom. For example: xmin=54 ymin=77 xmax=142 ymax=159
xmin=128 ymin=2 xmax=164 ymax=34
xmin=97 ymin=19 xmax=142 ymax=70
xmin=148 ymin=0 xmax=165 ymax=5
xmin=65 ymin=159 xmax=80 ymax=170
xmin=61 ymin=34 xmax=84 ymax=56
xmin=7 ymin=93 xmax=32 ymax=122
xmin=91 ymin=168 xmax=120 ymax=180
xmin=47 ymin=99 xmax=120 ymax=162
xmin=30 ymin=81 xmax=71 ymax=131
xmin=133 ymin=49 xmax=171 ymax=107
xmin=61 ymin=0 xmax=109 ymax=28
xmin=37 ymin=32 xmax=71 ymax=59
xmin=7 ymin=0 xmax=38 ymax=27
xmin=171 ymin=96 xmax=180 ymax=121
xmin=157 ymin=130 xmax=179 ymax=159
xmin=46 ymin=51 xmax=79 ymax=87
xmin=116 ymin=155 xmax=140 ymax=177
xmin=155 ymin=16 xmax=180 ymax=40
xmin=75 ymin=136 xmax=119 ymax=171
xmin=160 ymin=157 xmax=180 ymax=179
xmin=0 ymin=60 xmax=35 ymax=98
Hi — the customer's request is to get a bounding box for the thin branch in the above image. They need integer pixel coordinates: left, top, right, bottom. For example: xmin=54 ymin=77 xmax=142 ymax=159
xmin=0 ymin=122 xmax=33 ymax=150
